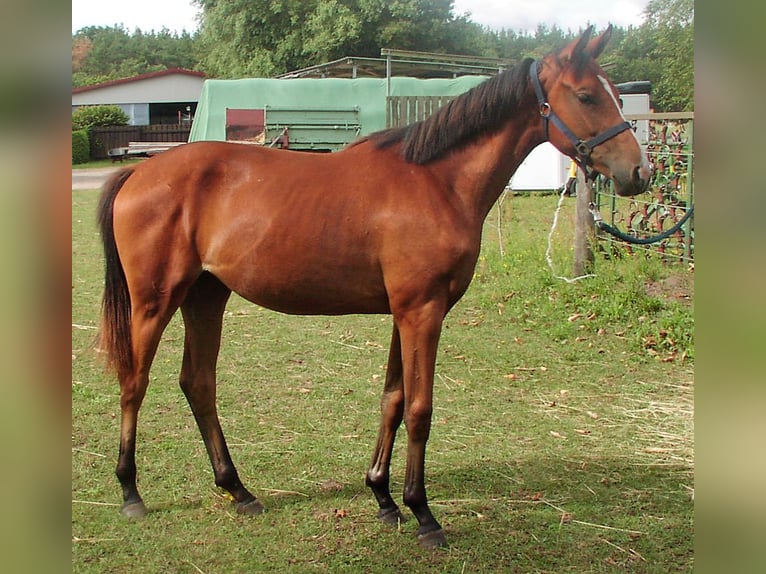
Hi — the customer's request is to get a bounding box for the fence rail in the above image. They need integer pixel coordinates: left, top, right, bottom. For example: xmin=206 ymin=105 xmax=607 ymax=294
xmin=89 ymin=125 xmax=191 ymax=159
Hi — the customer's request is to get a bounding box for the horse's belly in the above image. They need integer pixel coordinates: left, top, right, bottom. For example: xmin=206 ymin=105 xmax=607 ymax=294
xmin=209 ymin=257 xmax=391 ymax=316
xmin=248 ymin=290 xmax=390 ymax=316
xmin=236 ymin=283 xmax=391 ymax=316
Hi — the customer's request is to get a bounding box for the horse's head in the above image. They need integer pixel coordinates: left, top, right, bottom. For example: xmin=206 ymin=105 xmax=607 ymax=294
xmin=535 ymin=25 xmax=652 ymax=196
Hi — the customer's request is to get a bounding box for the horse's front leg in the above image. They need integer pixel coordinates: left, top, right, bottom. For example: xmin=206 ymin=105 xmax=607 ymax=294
xmin=396 ymin=303 xmax=448 ymax=548
xmin=366 ymin=324 xmax=407 ymax=526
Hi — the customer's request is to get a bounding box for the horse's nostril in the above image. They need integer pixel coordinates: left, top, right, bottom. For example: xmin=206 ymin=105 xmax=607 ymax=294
xmin=642 ymin=162 xmax=654 ymax=180
xmin=634 ymin=164 xmax=652 ymax=191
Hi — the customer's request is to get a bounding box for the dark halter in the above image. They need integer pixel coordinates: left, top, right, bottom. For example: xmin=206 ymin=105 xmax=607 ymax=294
xmin=529 ymin=60 xmax=631 ymax=176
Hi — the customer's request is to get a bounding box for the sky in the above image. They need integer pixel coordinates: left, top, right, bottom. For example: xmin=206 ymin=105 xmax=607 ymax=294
xmin=452 ymin=0 xmax=650 ymax=33
xmin=71 ymin=0 xmax=650 ymax=36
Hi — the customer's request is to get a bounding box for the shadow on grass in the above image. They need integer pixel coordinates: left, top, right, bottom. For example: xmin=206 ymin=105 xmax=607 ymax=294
xmin=78 ymin=454 xmax=691 ymax=573
xmin=430 ymin=456 xmax=692 ymax=569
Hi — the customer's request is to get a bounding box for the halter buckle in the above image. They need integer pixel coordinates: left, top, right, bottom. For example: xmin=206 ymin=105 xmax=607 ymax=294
xmin=530 ymin=60 xmax=630 ymax=168
xmin=575 ymin=141 xmax=592 ymax=158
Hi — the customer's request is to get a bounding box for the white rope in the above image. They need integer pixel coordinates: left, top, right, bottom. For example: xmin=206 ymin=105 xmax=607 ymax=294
xmin=545 ymin=185 xmax=596 ymax=283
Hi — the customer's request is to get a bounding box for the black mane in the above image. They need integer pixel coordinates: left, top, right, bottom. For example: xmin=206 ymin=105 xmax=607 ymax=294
xmin=366 ymin=58 xmax=534 ymax=165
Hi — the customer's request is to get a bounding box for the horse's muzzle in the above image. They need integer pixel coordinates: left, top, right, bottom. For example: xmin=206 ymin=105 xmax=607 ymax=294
xmin=614 ymin=162 xmax=653 ymax=197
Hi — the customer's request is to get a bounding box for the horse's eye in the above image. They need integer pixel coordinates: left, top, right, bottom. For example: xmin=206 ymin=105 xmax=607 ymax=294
xmin=577 ymin=93 xmax=595 ymax=105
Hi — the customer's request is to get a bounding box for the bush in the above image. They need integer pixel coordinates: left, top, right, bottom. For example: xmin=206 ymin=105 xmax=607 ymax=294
xmin=72 ymin=105 xmax=129 ymax=130
xmin=72 ymin=129 xmax=90 ymax=164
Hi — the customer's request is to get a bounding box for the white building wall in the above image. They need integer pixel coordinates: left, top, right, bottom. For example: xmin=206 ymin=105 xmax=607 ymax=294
xmin=510 ymin=143 xmax=570 ymax=191
xmin=621 ymin=93 xmax=651 ymax=145
xmin=72 ymin=74 xmax=205 ymax=106
xmin=73 ymin=73 xmax=205 ymax=126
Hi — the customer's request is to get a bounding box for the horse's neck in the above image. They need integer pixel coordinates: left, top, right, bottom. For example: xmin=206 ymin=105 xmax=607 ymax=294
xmin=445 ymin=112 xmax=545 ymax=223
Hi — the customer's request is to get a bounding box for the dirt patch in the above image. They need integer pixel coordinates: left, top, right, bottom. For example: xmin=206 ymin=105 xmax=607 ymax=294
xmin=644 ymin=270 xmax=694 ymax=305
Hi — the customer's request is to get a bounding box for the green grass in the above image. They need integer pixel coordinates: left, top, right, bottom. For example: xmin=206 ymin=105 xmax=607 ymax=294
xmin=72 ymin=190 xmax=693 ymax=572
xmin=72 ymin=158 xmax=144 ymax=170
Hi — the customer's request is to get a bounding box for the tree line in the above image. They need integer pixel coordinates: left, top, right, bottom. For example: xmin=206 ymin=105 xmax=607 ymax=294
xmin=72 ymin=0 xmax=692 ymax=111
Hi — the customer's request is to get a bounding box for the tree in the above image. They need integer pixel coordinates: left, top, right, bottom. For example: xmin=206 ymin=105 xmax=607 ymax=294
xmin=194 ymin=0 xmax=489 ymax=78
xmin=608 ymin=0 xmax=693 ymax=111
xmin=72 ymin=25 xmax=199 ymax=87
xmin=488 ymin=24 xmax=578 ymax=61
xmin=69 ymin=2 xmax=692 ymax=113
xmin=72 ymin=35 xmax=92 ymax=72
xmin=302 ymin=0 xmax=362 ymax=63
xmin=194 ymin=0 xmax=310 ymax=77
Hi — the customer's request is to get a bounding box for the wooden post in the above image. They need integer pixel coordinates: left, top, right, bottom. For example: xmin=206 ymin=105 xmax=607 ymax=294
xmin=573 ymin=169 xmax=595 ymax=276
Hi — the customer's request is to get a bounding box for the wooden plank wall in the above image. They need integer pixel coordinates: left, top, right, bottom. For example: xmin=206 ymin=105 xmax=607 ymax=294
xmin=89 ymin=125 xmax=192 ymax=159
xmin=386 ymin=96 xmax=455 ymax=128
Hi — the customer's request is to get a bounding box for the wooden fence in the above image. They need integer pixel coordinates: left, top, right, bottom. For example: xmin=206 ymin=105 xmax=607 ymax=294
xmin=89 ymin=124 xmax=192 ymax=159
xmin=387 ymin=95 xmax=456 ymax=128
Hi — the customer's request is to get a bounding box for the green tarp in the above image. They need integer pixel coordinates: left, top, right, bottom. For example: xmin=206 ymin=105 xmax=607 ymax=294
xmin=188 ymin=76 xmax=488 ymax=143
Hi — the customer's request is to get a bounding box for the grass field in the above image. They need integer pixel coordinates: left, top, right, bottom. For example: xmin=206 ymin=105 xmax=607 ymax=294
xmin=72 ymin=158 xmax=145 ymax=170
xmin=72 ymin=188 xmax=693 ymax=573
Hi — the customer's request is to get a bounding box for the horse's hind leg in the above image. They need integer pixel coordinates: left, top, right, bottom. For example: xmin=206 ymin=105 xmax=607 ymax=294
xmin=179 ymin=272 xmax=262 ymax=515
xmin=117 ymin=360 xmax=153 ymax=518
xmin=117 ymin=295 xmax=180 ymax=517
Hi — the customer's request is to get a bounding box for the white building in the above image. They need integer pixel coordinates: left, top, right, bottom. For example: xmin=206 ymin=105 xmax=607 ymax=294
xmin=72 ymin=68 xmax=206 ymax=126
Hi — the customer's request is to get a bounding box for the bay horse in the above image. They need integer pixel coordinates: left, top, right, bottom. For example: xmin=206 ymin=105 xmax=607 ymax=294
xmin=97 ymin=26 xmax=651 ymax=548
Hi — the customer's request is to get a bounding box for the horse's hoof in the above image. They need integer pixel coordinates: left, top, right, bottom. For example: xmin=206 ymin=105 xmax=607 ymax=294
xmin=234 ymin=498 xmax=264 ymax=515
xmin=377 ymin=506 xmax=408 ymax=527
xmin=417 ymin=528 xmax=447 ymax=549
xmin=121 ymin=501 xmax=148 ymax=519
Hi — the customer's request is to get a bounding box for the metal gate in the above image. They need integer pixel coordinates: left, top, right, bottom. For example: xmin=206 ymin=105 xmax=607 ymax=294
xmin=593 ymin=112 xmax=694 ymax=263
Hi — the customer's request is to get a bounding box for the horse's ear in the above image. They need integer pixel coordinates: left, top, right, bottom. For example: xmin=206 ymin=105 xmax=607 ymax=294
xmin=559 ymin=25 xmax=612 ymax=73
xmin=587 ymin=24 xmax=613 ymax=60
xmin=559 ymin=26 xmax=594 ymax=70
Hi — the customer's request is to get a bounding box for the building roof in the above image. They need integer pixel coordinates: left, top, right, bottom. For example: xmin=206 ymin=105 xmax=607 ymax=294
xmin=278 ymin=49 xmax=509 ymax=79
xmin=72 ymin=68 xmax=206 ymax=94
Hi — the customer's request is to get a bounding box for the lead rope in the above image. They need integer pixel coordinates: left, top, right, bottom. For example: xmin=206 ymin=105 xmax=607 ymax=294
xmin=545 ymin=184 xmax=597 ymax=283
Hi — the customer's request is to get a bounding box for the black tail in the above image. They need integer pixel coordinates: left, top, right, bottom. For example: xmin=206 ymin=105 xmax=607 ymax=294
xmin=97 ymin=168 xmax=135 ymax=378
